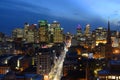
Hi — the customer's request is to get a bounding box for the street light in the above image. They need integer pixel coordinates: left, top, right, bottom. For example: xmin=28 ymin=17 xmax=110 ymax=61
xmin=113 ymin=48 xmax=120 ymax=54
xmin=44 ymin=74 xmax=49 ymax=80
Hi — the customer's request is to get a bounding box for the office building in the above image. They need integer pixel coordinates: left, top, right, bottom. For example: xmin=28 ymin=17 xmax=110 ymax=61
xmin=23 ymin=23 xmax=38 ymax=43
xmin=12 ymin=28 xmax=23 ymax=39
xmin=84 ymin=24 xmax=91 ymax=37
xmin=50 ymin=21 xmax=64 ymax=43
xmin=76 ymin=24 xmax=82 ymax=41
xmin=94 ymin=27 xmax=107 ymax=46
xmin=36 ymin=48 xmax=54 ymax=75
xmin=53 ymin=27 xmax=64 ymax=43
xmin=39 ymin=20 xmax=49 ymax=43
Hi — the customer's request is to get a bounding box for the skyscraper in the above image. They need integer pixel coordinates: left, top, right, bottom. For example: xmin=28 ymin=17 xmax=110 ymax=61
xmin=26 ymin=24 xmax=38 ymax=43
xmin=53 ymin=27 xmax=63 ymax=43
xmin=84 ymin=24 xmax=91 ymax=37
xmin=52 ymin=21 xmax=64 ymax=43
xmin=12 ymin=28 xmax=23 ymax=39
xmin=49 ymin=21 xmax=60 ymax=43
xmin=39 ymin=20 xmax=49 ymax=43
xmin=94 ymin=27 xmax=107 ymax=46
xmin=23 ymin=23 xmax=29 ymax=42
xmin=23 ymin=23 xmax=38 ymax=43
xmin=76 ymin=24 xmax=82 ymax=41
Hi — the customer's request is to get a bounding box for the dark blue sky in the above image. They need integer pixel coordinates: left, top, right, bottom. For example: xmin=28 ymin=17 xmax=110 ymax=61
xmin=1 ymin=0 xmax=120 ymax=35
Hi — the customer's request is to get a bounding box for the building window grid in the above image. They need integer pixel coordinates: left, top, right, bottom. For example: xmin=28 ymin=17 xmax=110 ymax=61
xmin=100 ymin=75 xmax=120 ymax=80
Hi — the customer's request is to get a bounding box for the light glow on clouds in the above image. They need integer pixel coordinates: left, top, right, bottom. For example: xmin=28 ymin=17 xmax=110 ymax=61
xmin=1 ymin=0 xmax=120 ymax=34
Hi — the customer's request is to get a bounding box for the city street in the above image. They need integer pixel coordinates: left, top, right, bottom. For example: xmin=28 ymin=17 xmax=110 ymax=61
xmin=49 ymin=47 xmax=68 ymax=80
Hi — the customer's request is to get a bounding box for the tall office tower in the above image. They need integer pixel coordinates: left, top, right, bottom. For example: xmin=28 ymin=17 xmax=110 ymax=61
xmin=76 ymin=24 xmax=82 ymax=41
xmin=95 ymin=27 xmax=107 ymax=40
xmin=54 ymin=27 xmax=64 ymax=43
xmin=116 ymin=30 xmax=119 ymax=38
xmin=23 ymin=23 xmax=38 ymax=43
xmin=110 ymin=31 xmax=119 ymax=47
xmin=95 ymin=27 xmax=107 ymax=46
xmin=38 ymin=20 xmax=49 ymax=43
xmin=51 ymin=21 xmax=60 ymax=28
xmin=12 ymin=28 xmax=23 ymax=39
xmin=117 ymin=31 xmax=120 ymax=48
xmin=47 ymin=24 xmax=52 ymax=43
xmin=23 ymin=23 xmax=29 ymax=42
xmin=91 ymin=30 xmax=96 ymax=48
xmin=26 ymin=24 xmax=38 ymax=43
xmin=12 ymin=23 xmax=27 ymax=54
xmin=12 ymin=28 xmax=23 ymax=52
xmin=0 ymin=32 xmax=5 ymax=42
xmin=105 ymin=21 xmax=113 ymax=60
xmin=65 ymin=32 xmax=72 ymax=48
xmin=33 ymin=24 xmax=39 ymax=43
xmin=49 ymin=21 xmax=60 ymax=43
xmin=51 ymin=21 xmax=64 ymax=43
xmin=36 ymin=48 xmax=53 ymax=75
xmin=84 ymin=24 xmax=91 ymax=37
xmin=83 ymin=24 xmax=92 ymax=49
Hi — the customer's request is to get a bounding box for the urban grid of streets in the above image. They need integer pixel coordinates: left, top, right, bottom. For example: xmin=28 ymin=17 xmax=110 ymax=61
xmin=49 ymin=47 xmax=68 ymax=80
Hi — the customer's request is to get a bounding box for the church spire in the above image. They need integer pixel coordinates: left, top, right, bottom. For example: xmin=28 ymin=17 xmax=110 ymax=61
xmin=105 ymin=20 xmax=113 ymax=60
xmin=107 ymin=20 xmax=112 ymax=45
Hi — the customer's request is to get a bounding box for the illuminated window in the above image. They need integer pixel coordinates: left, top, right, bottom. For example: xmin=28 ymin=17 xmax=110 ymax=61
xmin=111 ymin=76 xmax=115 ymax=79
xmin=119 ymin=76 xmax=120 ymax=79
xmin=74 ymin=66 xmax=76 ymax=69
xmin=108 ymin=76 xmax=111 ymax=79
xmin=17 ymin=60 xmax=20 ymax=67
xmin=80 ymin=64 xmax=82 ymax=67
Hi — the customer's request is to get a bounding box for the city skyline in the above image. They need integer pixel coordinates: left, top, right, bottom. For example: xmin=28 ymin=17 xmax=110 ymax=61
xmin=0 ymin=3 xmax=120 ymax=79
xmin=1 ymin=0 xmax=120 ymax=35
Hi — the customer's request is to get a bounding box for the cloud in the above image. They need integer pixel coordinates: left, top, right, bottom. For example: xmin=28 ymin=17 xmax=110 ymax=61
xmin=0 ymin=0 xmax=52 ymax=17
xmin=1 ymin=0 xmax=120 ymax=35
